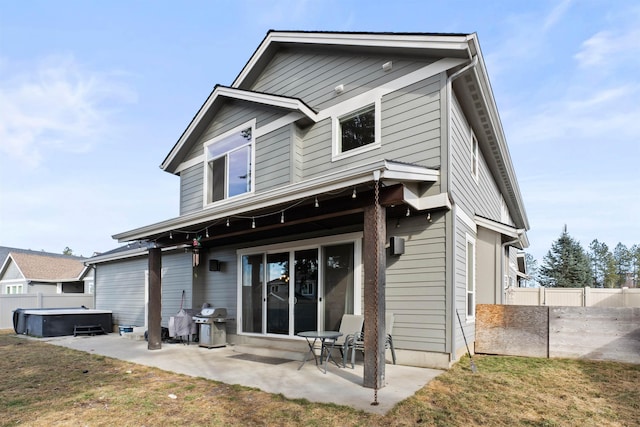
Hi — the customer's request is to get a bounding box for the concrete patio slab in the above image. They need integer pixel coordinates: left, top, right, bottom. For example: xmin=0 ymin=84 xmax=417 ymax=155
xmin=39 ymin=333 xmax=443 ymax=414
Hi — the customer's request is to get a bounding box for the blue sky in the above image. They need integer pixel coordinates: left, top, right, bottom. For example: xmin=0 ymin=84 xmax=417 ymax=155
xmin=0 ymin=0 xmax=638 ymax=262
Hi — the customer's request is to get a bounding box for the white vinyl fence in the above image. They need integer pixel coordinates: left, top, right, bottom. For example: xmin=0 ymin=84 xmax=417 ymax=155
xmin=506 ymin=287 xmax=640 ymax=307
xmin=0 ymin=293 xmax=94 ymax=329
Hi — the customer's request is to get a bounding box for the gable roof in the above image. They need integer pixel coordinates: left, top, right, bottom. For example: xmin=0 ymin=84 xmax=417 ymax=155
xmin=233 ymin=30 xmax=475 ymax=89
xmin=0 ymin=248 xmax=89 ymax=282
xmin=161 ymin=86 xmax=318 ymax=174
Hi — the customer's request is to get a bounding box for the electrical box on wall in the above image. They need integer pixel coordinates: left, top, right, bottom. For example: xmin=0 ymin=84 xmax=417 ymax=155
xmin=209 ymin=259 xmax=221 ymax=271
xmin=390 ymin=236 xmax=405 ymax=256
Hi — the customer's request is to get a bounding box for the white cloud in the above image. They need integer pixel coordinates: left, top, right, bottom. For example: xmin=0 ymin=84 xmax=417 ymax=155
xmin=542 ymin=0 xmax=574 ymax=32
xmin=0 ymin=54 xmax=136 ymax=169
xmin=574 ymin=27 xmax=640 ymax=70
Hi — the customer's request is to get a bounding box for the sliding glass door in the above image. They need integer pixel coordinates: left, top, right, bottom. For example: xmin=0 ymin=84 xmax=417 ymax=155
xmin=239 ymin=237 xmax=358 ymax=337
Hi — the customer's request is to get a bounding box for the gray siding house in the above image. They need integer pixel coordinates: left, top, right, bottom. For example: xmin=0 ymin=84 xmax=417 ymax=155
xmin=0 ymin=248 xmax=94 ymax=295
xmin=88 ymin=31 xmax=529 ymax=371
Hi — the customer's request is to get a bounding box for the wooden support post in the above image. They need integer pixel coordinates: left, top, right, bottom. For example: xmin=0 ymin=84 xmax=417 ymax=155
xmin=148 ymin=247 xmax=162 ymax=350
xmin=363 ymin=203 xmax=386 ymax=389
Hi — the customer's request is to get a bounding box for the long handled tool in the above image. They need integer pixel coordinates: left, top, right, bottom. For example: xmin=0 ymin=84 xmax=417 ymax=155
xmin=456 ymin=309 xmax=478 ymax=373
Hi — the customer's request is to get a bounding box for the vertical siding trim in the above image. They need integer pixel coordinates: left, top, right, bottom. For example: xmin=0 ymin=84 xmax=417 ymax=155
xmin=289 ymin=125 xmax=296 ymax=184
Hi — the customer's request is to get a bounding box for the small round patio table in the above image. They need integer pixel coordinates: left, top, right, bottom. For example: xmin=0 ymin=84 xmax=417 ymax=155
xmin=297 ymin=330 xmax=343 ymax=374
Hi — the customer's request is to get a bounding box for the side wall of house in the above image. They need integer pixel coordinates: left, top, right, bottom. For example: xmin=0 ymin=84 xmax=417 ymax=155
xmin=476 ymin=226 xmax=501 ymax=305
xmin=450 ymin=93 xmax=502 ymax=222
xmin=454 ymin=217 xmax=476 ymax=356
xmin=1 ymin=259 xmax=23 ymax=280
xmin=250 ymin=49 xmax=434 ymax=111
xmin=95 ymin=256 xmax=147 ymax=328
xmin=95 ymin=251 xmax=193 ymax=329
xmin=386 ymin=212 xmax=447 ymax=354
xmin=160 ymin=252 xmax=194 ymax=325
xmin=0 ymin=260 xmax=27 ymax=294
xmin=180 ymin=103 xmax=292 ymax=215
xmin=298 ymin=74 xmax=443 ymax=193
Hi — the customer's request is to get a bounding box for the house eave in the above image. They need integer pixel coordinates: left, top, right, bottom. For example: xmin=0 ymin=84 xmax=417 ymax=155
xmin=475 ymin=215 xmax=529 ymax=249
xmin=85 ymin=245 xmax=182 ymax=264
xmin=233 ymin=31 xmax=475 ymax=89
xmin=453 ymin=35 xmax=529 ymax=231
xmin=114 ymin=160 xmax=439 ymax=243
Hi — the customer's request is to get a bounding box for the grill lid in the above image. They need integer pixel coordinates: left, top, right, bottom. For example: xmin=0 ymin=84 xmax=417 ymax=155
xmin=199 ymin=307 xmax=227 ymax=318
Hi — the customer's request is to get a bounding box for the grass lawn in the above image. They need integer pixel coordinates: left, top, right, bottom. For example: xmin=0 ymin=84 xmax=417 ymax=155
xmin=1 ymin=331 xmax=638 ymax=426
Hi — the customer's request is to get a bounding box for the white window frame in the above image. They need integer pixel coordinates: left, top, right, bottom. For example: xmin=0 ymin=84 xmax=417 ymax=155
xmin=470 ymin=129 xmax=479 ymax=182
xmin=5 ymin=284 xmax=23 ymax=294
xmin=203 ymin=119 xmax=256 ymax=207
xmin=331 ymin=97 xmax=381 ymax=161
xmin=465 ymin=233 xmax=476 ymax=321
xmin=236 ymin=232 xmax=363 ymax=338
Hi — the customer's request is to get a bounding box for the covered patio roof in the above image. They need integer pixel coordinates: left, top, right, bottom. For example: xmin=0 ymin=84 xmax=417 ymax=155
xmin=113 ymin=159 xmax=441 ymax=247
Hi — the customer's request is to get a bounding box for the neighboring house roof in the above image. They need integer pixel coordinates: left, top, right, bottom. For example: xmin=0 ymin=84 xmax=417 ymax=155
xmin=0 ymin=247 xmax=90 ymax=282
xmin=84 ymin=241 xmax=156 ymax=264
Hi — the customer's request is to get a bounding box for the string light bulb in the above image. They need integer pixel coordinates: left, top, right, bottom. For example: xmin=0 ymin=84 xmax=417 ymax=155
xmin=406 ymin=206 xmax=411 ymax=217
xmin=226 ymin=218 xmax=230 ymax=227
xmin=205 ymin=227 xmax=209 ymax=238
xmin=427 ymin=212 xmax=432 ymax=223
xmin=315 ymin=197 xmax=319 ymax=208
xmin=169 ymin=231 xmax=173 ymax=239
xmin=280 ymin=211 xmax=285 ymax=223
xmin=352 ymin=187 xmax=357 ymax=199
xmin=251 ymin=217 xmax=256 ymax=229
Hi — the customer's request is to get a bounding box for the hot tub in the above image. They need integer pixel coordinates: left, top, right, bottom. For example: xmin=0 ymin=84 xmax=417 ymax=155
xmin=13 ymin=307 xmax=113 ymax=337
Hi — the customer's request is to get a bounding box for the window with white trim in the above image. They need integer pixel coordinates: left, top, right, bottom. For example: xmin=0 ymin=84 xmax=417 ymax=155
xmin=5 ymin=284 xmax=23 ymax=294
xmin=204 ymin=122 xmax=254 ymax=205
xmin=466 ymin=234 xmax=476 ymax=319
xmin=471 ymin=132 xmax=479 ymax=181
xmin=332 ymin=99 xmax=381 ymax=160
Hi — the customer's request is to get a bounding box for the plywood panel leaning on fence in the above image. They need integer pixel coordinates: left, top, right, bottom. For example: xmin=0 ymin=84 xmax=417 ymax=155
xmin=475 ymin=304 xmax=549 ymax=358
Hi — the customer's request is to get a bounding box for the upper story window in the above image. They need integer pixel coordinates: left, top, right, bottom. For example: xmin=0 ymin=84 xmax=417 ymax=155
xmin=471 ymin=132 xmax=479 ymax=181
xmin=340 ymin=105 xmax=375 ymax=152
xmin=332 ymin=98 xmax=381 ymax=161
xmin=204 ymin=121 xmax=255 ymax=205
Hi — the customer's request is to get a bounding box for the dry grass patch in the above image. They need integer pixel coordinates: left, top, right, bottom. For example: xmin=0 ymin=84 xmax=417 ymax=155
xmin=1 ymin=330 xmax=638 ymax=426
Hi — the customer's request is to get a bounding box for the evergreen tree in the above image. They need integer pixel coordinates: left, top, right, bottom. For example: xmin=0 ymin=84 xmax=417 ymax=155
xmin=539 ymin=226 xmax=592 ymax=287
xmin=613 ymin=243 xmax=632 ymax=287
xmin=589 ymin=239 xmax=616 ymax=288
xmin=631 ymin=244 xmax=640 ymax=287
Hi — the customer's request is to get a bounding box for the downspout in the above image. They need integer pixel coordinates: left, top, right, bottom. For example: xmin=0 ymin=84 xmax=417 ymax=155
xmin=445 ymin=55 xmax=478 ymax=363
